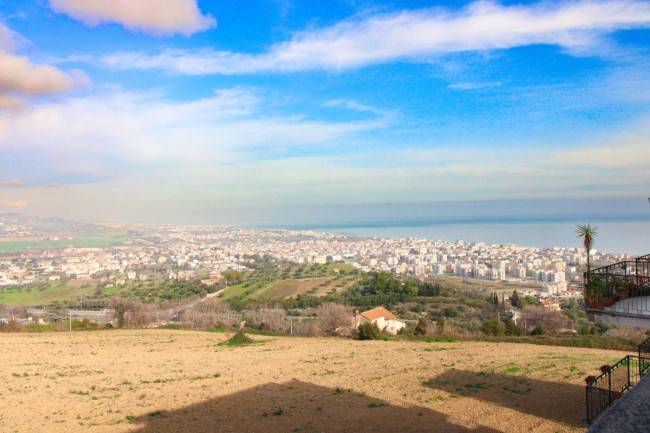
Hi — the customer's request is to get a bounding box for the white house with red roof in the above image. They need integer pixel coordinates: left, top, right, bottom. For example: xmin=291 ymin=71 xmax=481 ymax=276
xmin=355 ymin=307 xmax=406 ymax=335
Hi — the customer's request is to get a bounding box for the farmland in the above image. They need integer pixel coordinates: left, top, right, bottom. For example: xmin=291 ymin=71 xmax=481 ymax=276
xmin=222 ymin=263 xmax=359 ymax=300
xmin=0 ymin=329 xmax=623 ymax=432
xmin=0 ymin=284 xmax=98 ymax=307
xmin=0 ymin=236 xmax=130 ymax=252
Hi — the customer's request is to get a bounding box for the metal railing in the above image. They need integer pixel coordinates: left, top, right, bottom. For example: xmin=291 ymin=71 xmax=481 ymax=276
xmin=639 ymin=337 xmax=650 ymax=376
xmin=586 ymin=354 xmax=646 ymax=425
xmin=584 ymin=254 xmax=650 ymax=317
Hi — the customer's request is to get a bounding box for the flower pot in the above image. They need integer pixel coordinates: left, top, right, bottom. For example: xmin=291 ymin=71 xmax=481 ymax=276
xmin=602 ymin=297 xmax=615 ymax=307
xmin=586 ymin=298 xmax=604 ymax=310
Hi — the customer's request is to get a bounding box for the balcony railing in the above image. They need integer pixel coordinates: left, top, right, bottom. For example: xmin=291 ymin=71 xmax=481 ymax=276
xmin=586 ymin=338 xmax=650 ymax=426
xmin=584 ymin=254 xmax=650 ymax=317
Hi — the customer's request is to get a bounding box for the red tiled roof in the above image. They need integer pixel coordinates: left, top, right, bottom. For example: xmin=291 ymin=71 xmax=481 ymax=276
xmin=360 ymin=307 xmax=396 ymax=321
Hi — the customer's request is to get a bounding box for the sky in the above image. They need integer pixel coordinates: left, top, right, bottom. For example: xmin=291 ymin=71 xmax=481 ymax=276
xmin=0 ymin=0 xmax=649 ymax=224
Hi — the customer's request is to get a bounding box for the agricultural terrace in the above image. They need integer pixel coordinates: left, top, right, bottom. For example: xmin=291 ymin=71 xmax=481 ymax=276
xmin=222 ymin=263 xmax=359 ymax=300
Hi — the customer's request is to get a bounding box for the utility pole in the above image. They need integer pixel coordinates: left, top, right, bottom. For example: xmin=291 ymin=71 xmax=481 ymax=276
xmin=290 ymin=317 xmax=293 ymax=335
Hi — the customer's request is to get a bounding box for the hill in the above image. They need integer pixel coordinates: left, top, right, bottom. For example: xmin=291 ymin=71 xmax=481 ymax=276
xmin=0 ymin=213 xmax=131 ymax=252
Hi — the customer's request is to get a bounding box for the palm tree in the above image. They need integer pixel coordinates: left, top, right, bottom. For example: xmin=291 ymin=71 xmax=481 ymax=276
xmin=576 ymin=224 xmax=598 ymax=280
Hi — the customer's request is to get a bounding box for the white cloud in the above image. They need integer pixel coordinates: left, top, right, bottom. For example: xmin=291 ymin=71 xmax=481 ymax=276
xmin=100 ymin=0 xmax=650 ymax=74
xmin=556 ymin=142 xmax=650 ymax=169
xmin=49 ymin=0 xmax=216 ymax=36
xmin=0 ymin=53 xmax=78 ymax=95
xmin=0 ymin=199 xmax=27 ymax=208
xmin=324 ymin=99 xmax=388 ymax=115
xmin=0 ymin=20 xmax=20 ymax=50
xmin=448 ymin=81 xmax=502 ymax=90
xmin=0 ymin=93 xmax=23 ymax=109
xmin=1 ymin=178 xmax=26 ymax=187
xmin=0 ymin=21 xmax=89 ymax=108
xmin=0 ymin=87 xmax=388 ymax=181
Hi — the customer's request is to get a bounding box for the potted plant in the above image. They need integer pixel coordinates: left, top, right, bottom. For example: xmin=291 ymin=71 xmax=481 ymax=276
xmin=585 ymin=276 xmax=605 ymax=309
xmin=615 ymin=278 xmax=633 ymax=300
xmin=601 ymin=279 xmax=615 ymax=307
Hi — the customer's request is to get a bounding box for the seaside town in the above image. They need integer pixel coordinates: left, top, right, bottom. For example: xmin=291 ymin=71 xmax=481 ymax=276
xmin=0 ymin=215 xmax=630 ymax=303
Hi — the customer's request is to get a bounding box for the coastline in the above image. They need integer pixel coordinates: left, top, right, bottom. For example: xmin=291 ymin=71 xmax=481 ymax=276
xmin=264 ymin=219 xmax=650 ymax=256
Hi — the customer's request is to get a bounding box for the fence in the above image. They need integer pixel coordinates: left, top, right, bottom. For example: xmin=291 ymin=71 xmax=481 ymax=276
xmin=584 ymin=254 xmax=650 ymax=316
xmin=586 ymin=354 xmax=647 ymax=425
xmin=639 ymin=337 xmax=650 ymax=375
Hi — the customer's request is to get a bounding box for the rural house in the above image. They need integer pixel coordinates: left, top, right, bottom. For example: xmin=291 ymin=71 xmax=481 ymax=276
xmin=355 ymin=307 xmax=406 ymax=335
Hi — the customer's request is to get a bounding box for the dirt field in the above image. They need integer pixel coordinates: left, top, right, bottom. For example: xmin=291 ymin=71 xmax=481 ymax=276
xmin=0 ymin=330 xmax=626 ymax=433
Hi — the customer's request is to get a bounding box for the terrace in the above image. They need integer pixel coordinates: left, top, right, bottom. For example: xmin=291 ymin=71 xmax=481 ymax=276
xmin=584 ymin=254 xmax=650 ymax=328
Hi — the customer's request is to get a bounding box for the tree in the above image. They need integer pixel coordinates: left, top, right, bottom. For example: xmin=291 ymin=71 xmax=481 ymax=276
xmin=518 ymin=306 xmax=572 ymax=333
xmin=576 ymin=224 xmax=598 ymax=278
xmin=44 ymin=301 xmax=68 ymax=323
xmin=223 ymin=271 xmax=244 ymax=284
xmin=481 ymin=318 xmax=505 ymax=336
xmin=316 ymin=302 xmax=352 ymax=336
xmin=504 ymin=319 xmax=524 ymax=336
xmin=531 ymin=326 xmax=546 ymax=336
xmin=510 ymin=290 xmax=522 ymax=309
xmin=436 ymin=316 xmax=446 ymax=334
xmin=414 ymin=317 xmax=429 ymax=336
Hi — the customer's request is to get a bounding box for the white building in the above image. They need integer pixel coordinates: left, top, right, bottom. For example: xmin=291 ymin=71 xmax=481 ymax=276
xmin=355 ymin=307 xmax=406 ymax=335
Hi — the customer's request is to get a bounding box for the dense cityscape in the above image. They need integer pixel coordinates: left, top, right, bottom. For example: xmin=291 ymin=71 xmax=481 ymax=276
xmin=0 ymin=215 xmax=630 ymax=303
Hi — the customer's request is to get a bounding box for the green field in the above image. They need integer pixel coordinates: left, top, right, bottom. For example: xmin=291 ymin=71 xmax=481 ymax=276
xmin=102 ymin=286 xmax=120 ymax=295
xmin=0 ymin=237 xmax=129 ymax=252
xmin=0 ymin=284 xmax=97 ymax=306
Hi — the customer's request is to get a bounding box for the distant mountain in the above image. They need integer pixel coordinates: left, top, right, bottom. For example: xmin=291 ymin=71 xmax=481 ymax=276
xmin=0 ymin=214 xmax=128 ymax=237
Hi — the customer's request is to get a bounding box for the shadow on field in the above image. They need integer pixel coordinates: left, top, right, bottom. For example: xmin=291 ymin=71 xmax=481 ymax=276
xmin=424 ymin=369 xmax=585 ymax=426
xmin=129 ymin=380 xmax=502 ymax=433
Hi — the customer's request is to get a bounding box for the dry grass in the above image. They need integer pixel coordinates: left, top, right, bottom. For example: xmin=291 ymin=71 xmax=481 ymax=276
xmin=0 ymin=329 xmax=625 ymax=432
xmin=250 ymin=276 xmax=355 ymax=299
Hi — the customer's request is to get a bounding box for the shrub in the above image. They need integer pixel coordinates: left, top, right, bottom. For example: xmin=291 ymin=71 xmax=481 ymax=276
xmin=504 ymin=319 xmax=524 ymax=336
xmin=437 ymin=316 xmax=446 ymax=334
xmin=357 ymin=322 xmax=381 ymax=340
xmin=481 ymin=318 xmax=505 ymax=336
xmin=71 ymin=318 xmax=99 ymax=330
xmin=414 ymin=317 xmax=429 ymax=336
xmin=531 ymin=326 xmax=546 ymax=336
xmin=0 ymin=320 xmax=21 ymax=332
xmin=227 ymin=331 xmax=254 ymax=346
xmin=443 ymin=307 xmax=459 ymax=318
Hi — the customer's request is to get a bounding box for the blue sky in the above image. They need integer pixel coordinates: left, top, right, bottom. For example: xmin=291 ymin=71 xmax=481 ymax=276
xmin=0 ymin=0 xmax=649 ymax=223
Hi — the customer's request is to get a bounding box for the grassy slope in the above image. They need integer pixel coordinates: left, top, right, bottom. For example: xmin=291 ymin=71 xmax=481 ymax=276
xmin=223 ymin=263 xmax=357 ymax=300
xmin=0 ymin=285 xmax=97 ymax=306
xmin=427 ymin=274 xmax=543 ymax=293
xmin=0 ymin=236 xmax=129 ymax=252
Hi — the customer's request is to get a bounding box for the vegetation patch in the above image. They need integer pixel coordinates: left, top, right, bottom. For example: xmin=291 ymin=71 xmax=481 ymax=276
xmin=222 ymin=331 xmax=254 ymax=347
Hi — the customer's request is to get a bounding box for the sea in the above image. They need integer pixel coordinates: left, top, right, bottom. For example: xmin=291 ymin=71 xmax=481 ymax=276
xmin=234 ymin=198 xmax=650 ymax=256
xmin=310 ymin=220 xmax=649 ymax=256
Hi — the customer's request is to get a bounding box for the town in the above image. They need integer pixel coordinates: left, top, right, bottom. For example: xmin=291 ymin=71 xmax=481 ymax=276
xmin=0 ymin=214 xmax=629 ymax=305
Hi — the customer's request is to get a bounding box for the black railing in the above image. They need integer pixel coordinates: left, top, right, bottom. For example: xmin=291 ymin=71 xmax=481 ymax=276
xmin=584 ymin=254 xmax=650 ymax=316
xmin=586 ymin=355 xmax=646 ymax=425
xmin=639 ymin=337 xmax=650 ymax=375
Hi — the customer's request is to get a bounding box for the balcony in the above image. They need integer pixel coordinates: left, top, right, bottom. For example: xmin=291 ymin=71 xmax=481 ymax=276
xmin=584 ymin=254 xmax=650 ymax=328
